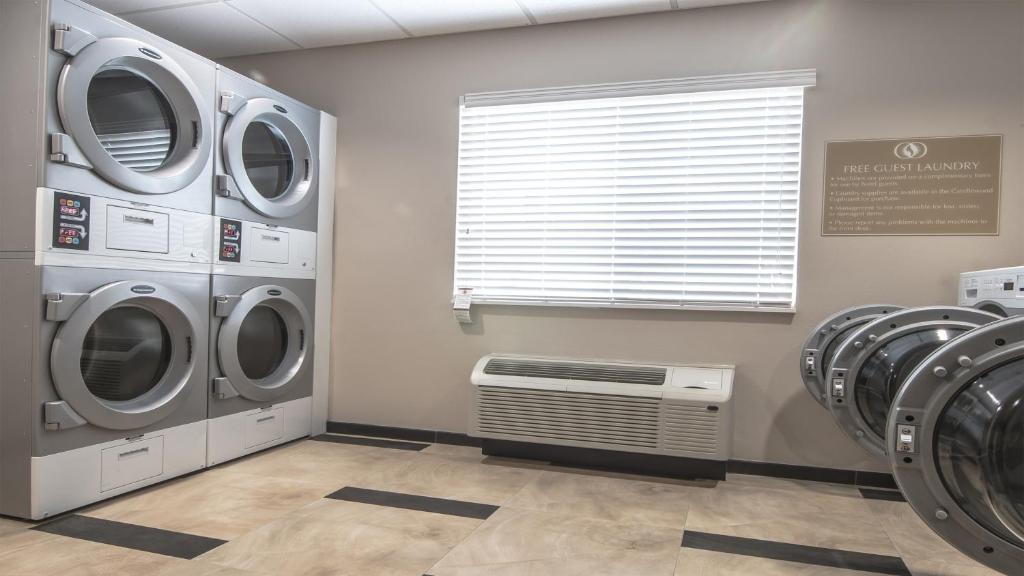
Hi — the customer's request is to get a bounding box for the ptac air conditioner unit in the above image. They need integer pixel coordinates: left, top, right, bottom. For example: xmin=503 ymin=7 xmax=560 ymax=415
xmin=469 ymin=354 xmax=734 ymax=479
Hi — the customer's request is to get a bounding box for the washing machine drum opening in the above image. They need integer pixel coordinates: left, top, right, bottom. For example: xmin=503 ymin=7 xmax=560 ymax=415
xmin=237 ymin=305 xmax=289 ymax=381
xmin=87 ymin=69 xmax=177 ymax=173
xmin=242 ymin=121 xmax=293 ymax=200
xmin=80 ymin=306 xmax=173 ymax=402
xmin=855 ymin=327 xmax=967 ymax=439
xmin=936 ymin=359 xmax=1024 ymax=545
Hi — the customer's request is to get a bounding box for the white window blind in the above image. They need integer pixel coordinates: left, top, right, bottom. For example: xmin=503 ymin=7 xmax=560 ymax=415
xmin=454 ymin=70 xmax=814 ymax=312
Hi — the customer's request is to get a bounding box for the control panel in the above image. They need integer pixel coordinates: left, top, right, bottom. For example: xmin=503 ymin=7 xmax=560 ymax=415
xmin=52 ymin=191 xmax=90 ymax=251
xmin=212 ymin=217 xmax=316 ymax=279
xmin=219 ymin=218 xmax=242 ymax=263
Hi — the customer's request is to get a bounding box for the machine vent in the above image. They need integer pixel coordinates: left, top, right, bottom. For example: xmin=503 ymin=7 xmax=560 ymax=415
xmin=661 ymin=403 xmax=720 ymax=455
xmin=476 ymin=386 xmax=661 ymax=449
xmin=483 ymin=358 xmax=666 ymax=385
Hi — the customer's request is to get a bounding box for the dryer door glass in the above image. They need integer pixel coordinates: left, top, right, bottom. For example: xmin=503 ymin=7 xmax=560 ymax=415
xmin=87 ymin=70 xmax=177 ymax=173
xmin=855 ymin=328 xmax=967 ymax=438
xmin=935 ymin=359 xmax=1024 ymax=545
xmin=80 ymin=306 xmax=172 ymax=402
xmin=237 ymin=305 xmax=289 ymax=381
xmin=243 ymin=121 xmax=294 ymax=199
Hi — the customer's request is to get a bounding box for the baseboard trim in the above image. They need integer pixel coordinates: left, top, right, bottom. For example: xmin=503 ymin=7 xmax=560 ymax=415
xmin=325 ymin=421 xmax=895 ymax=487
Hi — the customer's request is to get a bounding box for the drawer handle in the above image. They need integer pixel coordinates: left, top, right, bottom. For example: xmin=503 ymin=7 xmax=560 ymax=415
xmin=118 ymin=447 xmax=149 ymax=460
xmin=260 ymin=235 xmax=281 ymax=242
xmin=256 ymin=416 xmax=276 ymax=424
xmin=123 ymin=214 xmax=155 ymax=225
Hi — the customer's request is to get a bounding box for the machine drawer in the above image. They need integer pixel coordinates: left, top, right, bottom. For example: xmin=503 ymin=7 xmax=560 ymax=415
xmin=249 ymin=227 xmax=290 ymax=264
xmin=106 ymin=206 xmax=169 ymax=253
xmin=244 ymin=407 xmax=284 ymax=449
xmin=100 ymin=436 xmax=164 ymax=492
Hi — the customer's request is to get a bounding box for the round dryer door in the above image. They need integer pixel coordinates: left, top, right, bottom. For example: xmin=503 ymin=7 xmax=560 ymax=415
xmin=221 ymin=98 xmax=316 ymax=219
xmin=800 ymin=304 xmax=903 ymax=407
xmin=888 ymin=316 xmax=1024 ymax=575
xmin=48 ymin=281 xmax=202 ymax=430
xmin=216 ymin=285 xmax=312 ymax=402
xmin=57 ymin=37 xmax=211 ymax=194
xmin=825 ymin=306 xmax=1000 ymax=457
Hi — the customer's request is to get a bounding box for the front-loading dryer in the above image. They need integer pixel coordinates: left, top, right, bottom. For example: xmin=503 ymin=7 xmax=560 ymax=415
xmin=824 ymin=306 xmax=1000 ymax=458
xmin=800 ymin=304 xmax=904 ymax=408
xmin=0 ymin=189 xmax=212 ymax=520
xmin=206 ymin=217 xmax=316 ymax=466
xmin=887 ymin=315 xmax=1024 ymax=575
xmin=213 ymin=67 xmax=320 ymax=232
xmin=1 ymin=0 xmax=215 ymax=215
xmin=959 ymin=266 xmax=1024 ymax=317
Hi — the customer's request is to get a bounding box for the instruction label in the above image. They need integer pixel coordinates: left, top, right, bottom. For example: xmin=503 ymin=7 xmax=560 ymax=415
xmin=822 ymin=135 xmax=1001 ymax=235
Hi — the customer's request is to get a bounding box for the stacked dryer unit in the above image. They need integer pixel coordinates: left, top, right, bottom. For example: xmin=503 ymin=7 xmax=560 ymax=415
xmin=205 ymin=67 xmax=322 ymax=466
xmin=0 ymin=0 xmax=216 ymax=519
xmin=0 ymin=0 xmax=334 ymax=518
xmin=959 ymin=266 xmax=1024 ymax=317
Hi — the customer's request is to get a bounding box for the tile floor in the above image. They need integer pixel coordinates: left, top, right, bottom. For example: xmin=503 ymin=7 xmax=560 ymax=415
xmin=0 ymin=434 xmax=1004 ymax=576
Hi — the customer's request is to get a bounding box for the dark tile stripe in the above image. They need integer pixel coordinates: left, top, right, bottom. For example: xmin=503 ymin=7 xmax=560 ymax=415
xmin=326 ymin=422 xmax=436 ymax=443
xmin=32 ymin=515 xmax=225 ymax=559
xmin=859 ymin=488 xmax=907 ymax=502
xmin=728 ymin=460 xmax=856 ymax=485
xmin=856 ymin=471 xmax=899 ymax=490
xmin=436 ymin=431 xmax=483 ymax=448
xmin=310 ymin=433 xmax=429 ymax=451
xmin=681 ymin=531 xmax=910 ymax=576
xmin=326 ymin=486 xmax=498 ymax=520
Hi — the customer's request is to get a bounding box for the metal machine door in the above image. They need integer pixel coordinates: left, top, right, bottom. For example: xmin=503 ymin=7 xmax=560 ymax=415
xmin=45 ymin=281 xmax=201 ymax=431
xmin=213 ymin=285 xmax=312 ymax=402
xmin=826 ymin=306 xmax=1000 ymax=457
xmin=217 ymin=95 xmax=316 ymax=219
xmin=888 ymin=316 xmax=1024 ymax=575
xmin=52 ymin=28 xmax=211 ymax=194
xmin=800 ymin=304 xmax=902 ymax=407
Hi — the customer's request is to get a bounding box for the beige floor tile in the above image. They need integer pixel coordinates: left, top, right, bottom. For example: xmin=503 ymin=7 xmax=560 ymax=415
xmin=503 ymin=470 xmax=697 ymax=529
xmin=421 ymin=443 xmax=487 ymax=462
xmin=0 ymin=527 xmax=60 ymax=558
xmin=0 ymin=518 xmax=31 ymax=539
xmin=0 ymin=534 xmax=180 ymax=576
xmin=903 ymin=557 xmax=1004 ymax=576
xmin=684 ymin=479 xmax=898 ymax=556
xmin=673 ymin=547 xmax=874 ymax=575
xmin=214 ymin=439 xmax=415 ymax=490
xmin=352 ymin=451 xmax=539 ymax=505
xmin=200 ymin=498 xmax=481 ymax=576
xmin=82 ymin=467 xmax=329 ymax=540
xmin=876 ymin=502 xmax=995 ymax=568
xmin=154 ymin=560 xmax=268 ymax=576
xmin=432 ymin=507 xmax=681 ymax=576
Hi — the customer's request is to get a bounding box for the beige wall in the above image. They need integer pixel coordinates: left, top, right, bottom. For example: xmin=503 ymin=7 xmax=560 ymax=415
xmin=224 ymin=0 xmax=1024 ymax=472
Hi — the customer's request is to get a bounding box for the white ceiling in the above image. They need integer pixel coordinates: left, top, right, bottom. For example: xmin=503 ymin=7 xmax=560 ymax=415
xmin=85 ymin=0 xmax=768 ymax=59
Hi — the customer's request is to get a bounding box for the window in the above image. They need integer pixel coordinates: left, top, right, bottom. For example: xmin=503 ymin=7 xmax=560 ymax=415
xmin=454 ymin=70 xmax=815 ymax=312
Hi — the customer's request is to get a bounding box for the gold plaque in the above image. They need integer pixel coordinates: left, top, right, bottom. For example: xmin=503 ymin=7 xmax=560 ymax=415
xmin=822 ymin=135 xmax=1001 ymax=235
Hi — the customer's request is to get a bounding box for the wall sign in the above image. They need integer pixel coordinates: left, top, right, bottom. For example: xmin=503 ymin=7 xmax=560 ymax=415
xmin=822 ymin=135 xmax=1001 ymax=236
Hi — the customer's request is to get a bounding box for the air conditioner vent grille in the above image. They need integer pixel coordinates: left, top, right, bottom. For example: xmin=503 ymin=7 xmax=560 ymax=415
xmin=661 ymin=403 xmax=720 ymax=455
xmin=483 ymin=359 xmax=666 ymax=385
xmin=477 ymin=386 xmax=660 ymax=449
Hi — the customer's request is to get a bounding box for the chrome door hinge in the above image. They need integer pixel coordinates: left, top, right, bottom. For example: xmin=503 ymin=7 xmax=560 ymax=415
xmin=218 ymin=91 xmax=246 ymax=115
xmin=52 ymin=24 xmax=97 ymax=57
xmin=213 ymin=294 xmax=241 ymax=317
xmin=212 ymin=377 xmax=239 ymax=400
xmin=49 ymin=133 xmax=93 ymax=169
xmin=44 ymin=292 xmax=90 ymax=322
xmin=214 ymin=174 xmax=242 ymax=200
xmin=44 ymin=401 xmax=86 ymax=431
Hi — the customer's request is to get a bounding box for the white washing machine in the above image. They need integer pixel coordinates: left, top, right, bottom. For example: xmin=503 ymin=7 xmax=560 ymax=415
xmin=824 ymin=306 xmax=1000 ymax=458
xmin=959 ymin=266 xmax=1024 ymax=317
xmin=0 ymin=188 xmax=212 ymax=520
xmin=206 ymin=217 xmax=316 ymax=466
xmin=214 ymin=66 xmax=321 ymax=232
xmin=0 ymin=0 xmax=216 ymax=218
xmin=888 ymin=315 xmax=1024 ymax=574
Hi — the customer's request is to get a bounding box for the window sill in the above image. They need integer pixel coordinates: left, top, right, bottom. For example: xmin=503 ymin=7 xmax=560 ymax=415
xmin=461 ymin=298 xmax=795 ymax=314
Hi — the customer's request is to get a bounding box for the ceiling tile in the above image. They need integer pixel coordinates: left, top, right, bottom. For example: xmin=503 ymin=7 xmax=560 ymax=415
xmin=227 ymin=0 xmax=407 ymax=48
xmin=85 ymin=0 xmax=208 ymax=15
xmin=519 ymin=0 xmax=669 ymax=25
xmin=124 ymin=3 xmax=297 ymax=58
xmin=372 ymin=0 xmax=530 ymax=37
